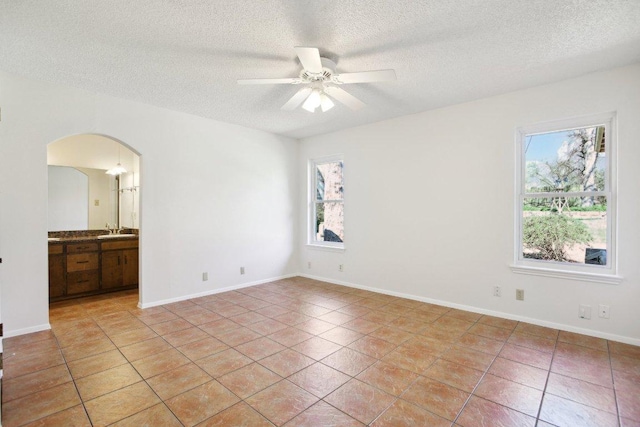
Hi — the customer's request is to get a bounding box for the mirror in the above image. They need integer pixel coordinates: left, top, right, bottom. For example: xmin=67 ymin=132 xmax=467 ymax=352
xmin=48 ymin=166 xmax=118 ymax=231
xmin=47 ymin=134 xmax=140 ymax=232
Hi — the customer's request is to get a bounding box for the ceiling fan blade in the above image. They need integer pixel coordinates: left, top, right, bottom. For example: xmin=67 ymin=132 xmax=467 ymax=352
xmin=294 ymin=47 xmax=323 ymax=73
xmin=334 ymin=69 xmax=397 ymax=84
xmin=281 ymin=87 xmax=313 ymax=110
xmin=324 ymin=86 xmax=365 ymax=110
xmin=237 ymin=78 xmax=301 ymax=85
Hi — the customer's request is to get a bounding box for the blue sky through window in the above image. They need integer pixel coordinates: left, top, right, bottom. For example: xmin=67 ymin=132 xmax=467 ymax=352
xmin=525 ymin=130 xmax=570 ymax=162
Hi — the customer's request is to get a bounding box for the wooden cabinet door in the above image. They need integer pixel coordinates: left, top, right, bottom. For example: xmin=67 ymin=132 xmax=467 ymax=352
xmin=101 ymin=251 xmax=123 ymax=289
xmin=122 ymin=249 xmax=139 ymax=287
xmin=49 ymin=254 xmax=66 ymax=298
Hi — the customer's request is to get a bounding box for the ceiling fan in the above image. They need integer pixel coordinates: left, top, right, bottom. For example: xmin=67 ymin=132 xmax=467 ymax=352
xmin=237 ymin=47 xmax=396 ymax=113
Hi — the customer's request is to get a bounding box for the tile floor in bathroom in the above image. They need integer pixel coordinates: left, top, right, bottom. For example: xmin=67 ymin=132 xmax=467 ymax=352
xmin=2 ymin=277 xmax=640 ymax=426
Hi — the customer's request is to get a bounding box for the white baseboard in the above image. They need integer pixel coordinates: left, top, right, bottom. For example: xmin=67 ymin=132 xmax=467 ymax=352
xmin=4 ymin=323 xmax=51 ymax=339
xmin=137 ymin=274 xmax=298 ymax=309
xmin=299 ymin=273 xmax=640 ymax=347
xmin=5 ymin=272 xmax=637 ymax=347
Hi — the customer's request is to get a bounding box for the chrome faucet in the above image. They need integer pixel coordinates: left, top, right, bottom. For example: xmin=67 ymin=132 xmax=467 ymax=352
xmin=105 ymin=223 xmax=119 ymax=234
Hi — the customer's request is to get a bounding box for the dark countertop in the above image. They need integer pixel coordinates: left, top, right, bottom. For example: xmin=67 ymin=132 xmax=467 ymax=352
xmin=48 ymin=234 xmax=138 ymax=244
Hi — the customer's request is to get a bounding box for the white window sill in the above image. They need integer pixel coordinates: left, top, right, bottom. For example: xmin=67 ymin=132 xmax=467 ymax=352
xmin=510 ymin=264 xmax=622 ymax=285
xmin=306 ymin=243 xmax=345 ymax=253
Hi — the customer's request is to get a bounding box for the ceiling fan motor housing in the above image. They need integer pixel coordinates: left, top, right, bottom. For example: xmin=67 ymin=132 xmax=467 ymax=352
xmin=299 ymin=58 xmax=338 ymax=83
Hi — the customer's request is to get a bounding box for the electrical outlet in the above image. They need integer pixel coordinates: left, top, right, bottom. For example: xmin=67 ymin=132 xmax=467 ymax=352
xmin=339 ymin=264 xmax=344 ymax=272
xmin=516 ymin=289 xmax=524 ymax=301
xmin=599 ymin=304 xmax=610 ymax=319
xmin=493 ymin=286 xmax=501 ymax=297
xmin=202 ymin=272 xmax=208 ymax=281
xmin=240 ymin=267 xmax=245 ymax=275
xmin=579 ymin=304 xmax=591 ymax=319
xmin=307 ymin=261 xmax=311 ymax=269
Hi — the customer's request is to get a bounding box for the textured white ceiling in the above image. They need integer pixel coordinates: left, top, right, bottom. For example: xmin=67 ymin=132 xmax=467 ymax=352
xmin=2 ymin=1 xmax=640 ymax=139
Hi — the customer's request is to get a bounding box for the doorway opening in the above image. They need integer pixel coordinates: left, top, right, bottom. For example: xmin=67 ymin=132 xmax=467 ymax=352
xmin=47 ymin=134 xmax=142 ymax=317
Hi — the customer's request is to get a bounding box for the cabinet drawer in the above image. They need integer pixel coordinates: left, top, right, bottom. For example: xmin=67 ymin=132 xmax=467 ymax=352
xmin=101 ymin=239 xmax=138 ymax=251
xmin=67 ymin=243 xmax=98 ymax=254
xmin=48 ymin=244 xmax=64 ymax=255
xmin=67 ymin=253 xmax=98 ymax=272
xmin=67 ymin=271 xmax=99 ymax=294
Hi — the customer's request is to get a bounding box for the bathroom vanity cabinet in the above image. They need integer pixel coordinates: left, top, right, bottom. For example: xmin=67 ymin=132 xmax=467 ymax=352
xmin=48 ymin=237 xmax=138 ymax=301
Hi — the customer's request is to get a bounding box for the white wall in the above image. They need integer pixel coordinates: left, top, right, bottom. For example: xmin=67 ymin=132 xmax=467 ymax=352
xmin=0 ymin=71 xmax=299 ymax=336
xmin=299 ymin=63 xmax=640 ymax=345
xmin=3 ymin=64 xmax=638 ymax=343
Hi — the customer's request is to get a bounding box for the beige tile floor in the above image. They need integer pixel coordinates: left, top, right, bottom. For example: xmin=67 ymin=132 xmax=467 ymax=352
xmin=2 ymin=277 xmax=640 ymax=426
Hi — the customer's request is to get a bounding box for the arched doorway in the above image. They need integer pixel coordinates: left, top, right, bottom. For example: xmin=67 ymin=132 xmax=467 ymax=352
xmin=47 ymin=134 xmax=142 ymax=316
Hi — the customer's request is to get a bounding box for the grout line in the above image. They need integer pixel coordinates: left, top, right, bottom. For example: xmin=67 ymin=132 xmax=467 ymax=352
xmin=607 ymin=340 xmax=623 ymax=427
xmin=533 ymin=332 xmax=560 ymax=424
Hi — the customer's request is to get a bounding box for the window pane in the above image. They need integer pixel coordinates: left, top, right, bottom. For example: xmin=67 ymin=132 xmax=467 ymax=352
xmin=316 ymin=168 xmax=325 ymax=200
xmin=522 ymin=197 xmax=607 ymax=265
xmin=315 ymin=202 xmax=344 ymax=242
xmin=525 ymin=126 xmax=606 ymax=193
xmin=316 ymin=161 xmax=343 ymax=201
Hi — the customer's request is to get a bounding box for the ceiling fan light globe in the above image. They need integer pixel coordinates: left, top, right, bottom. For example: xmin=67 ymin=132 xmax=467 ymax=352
xmin=302 ymin=90 xmax=322 ymax=112
xmin=320 ymin=93 xmax=334 ymax=112
xmin=302 ymin=103 xmax=316 ymax=113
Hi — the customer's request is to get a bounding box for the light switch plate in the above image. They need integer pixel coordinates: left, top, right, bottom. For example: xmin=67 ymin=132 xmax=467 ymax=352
xmin=579 ymin=304 xmax=591 ymax=319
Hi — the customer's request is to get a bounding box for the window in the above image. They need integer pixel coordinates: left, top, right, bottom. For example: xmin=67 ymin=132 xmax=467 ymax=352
xmin=309 ymin=156 xmax=344 ymax=249
xmin=513 ymin=113 xmax=620 ymax=283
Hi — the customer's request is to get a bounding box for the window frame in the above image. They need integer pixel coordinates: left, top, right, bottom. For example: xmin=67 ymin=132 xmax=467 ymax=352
xmin=308 ymin=154 xmax=345 ymax=250
xmin=512 ymin=112 xmax=621 ymax=284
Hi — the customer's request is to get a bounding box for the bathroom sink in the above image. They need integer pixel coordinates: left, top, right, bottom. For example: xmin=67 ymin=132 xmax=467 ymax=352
xmin=97 ymin=234 xmax=137 ymax=239
xmin=47 ymin=237 xmax=61 ymax=242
